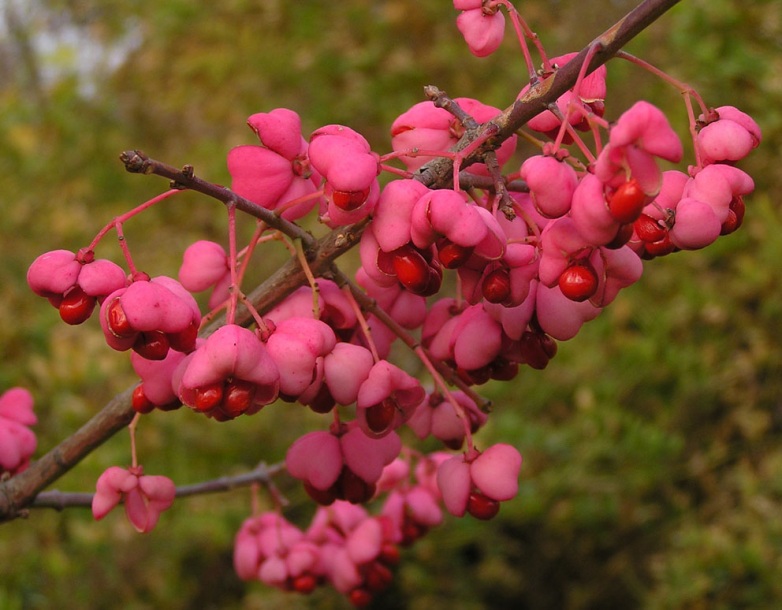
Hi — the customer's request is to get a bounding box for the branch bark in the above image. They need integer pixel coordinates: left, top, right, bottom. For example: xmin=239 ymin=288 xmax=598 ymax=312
xmin=416 ymin=0 xmax=682 ymax=186
xmin=0 ymin=0 xmax=681 ymax=523
xmin=29 ymin=462 xmax=284 ymax=511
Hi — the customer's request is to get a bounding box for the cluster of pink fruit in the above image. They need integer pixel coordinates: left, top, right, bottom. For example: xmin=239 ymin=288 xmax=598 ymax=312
xmin=17 ymin=0 xmax=761 ymax=606
xmin=0 ymin=387 xmax=37 ymax=478
xmin=234 ymin=445 xmax=518 ymax=605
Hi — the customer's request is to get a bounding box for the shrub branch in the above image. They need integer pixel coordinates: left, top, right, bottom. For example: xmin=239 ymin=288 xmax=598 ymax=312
xmin=0 ymin=0 xmax=681 ymax=523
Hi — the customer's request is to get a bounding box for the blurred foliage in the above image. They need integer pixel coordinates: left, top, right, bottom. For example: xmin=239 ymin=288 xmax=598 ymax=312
xmin=1 ymin=0 xmax=781 ymax=608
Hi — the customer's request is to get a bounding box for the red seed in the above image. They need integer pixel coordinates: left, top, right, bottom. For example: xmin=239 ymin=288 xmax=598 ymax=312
xmin=605 ymin=222 xmax=634 ymax=249
xmin=643 ymin=234 xmax=676 ymax=258
xmin=437 ymin=240 xmax=474 ymax=269
xmin=418 ymin=264 xmax=443 ymax=297
xmin=489 ymin=358 xmax=518 ymax=381
xmin=348 ymin=588 xmax=373 ymax=608
xmin=193 ymin=382 xmax=224 ymax=412
xmin=222 ymin=379 xmax=257 ymax=417
xmin=363 ymin=561 xmax=393 ymax=593
xmin=517 ymin=331 xmax=557 ymax=370
xmin=558 ymin=263 xmax=598 ymax=302
xmin=608 ymin=178 xmax=647 ymax=224
xmin=378 ymin=543 xmax=401 ymax=566
xmin=307 ymin=384 xmax=336 ymax=414
xmin=332 ymin=187 xmax=371 ymax=211
xmin=304 ymin=481 xmax=337 ymax=506
xmin=168 ymin=320 xmax=199 ymax=353
xmin=131 ymin=385 xmax=156 ymax=414
xmin=482 ymin=267 xmax=511 ymax=303
xmin=338 ymin=468 xmax=376 ymax=504
xmin=133 ymin=331 xmax=170 ymax=361
xmin=400 ymin=515 xmax=427 ymax=546
xmin=58 ymin=285 xmax=96 ymax=325
xmin=392 ymin=246 xmax=431 ymax=295
xmin=291 ymin=574 xmax=318 ymax=595
xmin=634 ymin=213 xmax=667 ymax=243
xmin=106 ymin=297 xmax=134 ymax=338
xmin=364 ymin=398 xmax=397 ymax=435
xmin=467 ymin=491 xmax=500 ymax=520
xmin=721 ymin=196 xmax=745 ymax=235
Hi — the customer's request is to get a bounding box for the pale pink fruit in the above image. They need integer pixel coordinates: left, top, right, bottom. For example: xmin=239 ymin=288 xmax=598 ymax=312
xmin=391 ymin=98 xmax=516 ymax=174
xmin=178 ymin=240 xmax=228 ymax=292
xmin=697 ymin=105 xmax=761 ymax=165
xmin=266 ymin=317 xmax=337 ymax=398
xmin=92 ymin=465 xmax=175 ymax=533
xmin=520 ymin=155 xmax=578 ymax=218
xmin=0 ymin=387 xmax=37 ymax=475
xmin=356 ymin=360 xmax=426 ymax=438
xmin=227 ymin=108 xmax=321 ymax=220
xmin=455 ymin=5 xmax=506 ymax=58
xmin=437 ymin=444 xmax=522 ymax=518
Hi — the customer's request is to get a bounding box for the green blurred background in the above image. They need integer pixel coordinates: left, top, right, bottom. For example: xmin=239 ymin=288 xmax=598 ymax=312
xmin=1 ymin=0 xmax=781 ymax=608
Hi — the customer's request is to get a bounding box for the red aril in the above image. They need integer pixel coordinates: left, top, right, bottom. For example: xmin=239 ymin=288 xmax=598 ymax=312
xmin=421 ymin=264 xmax=443 ymax=297
xmin=291 ymin=574 xmax=318 ymax=594
xmin=348 ymin=588 xmax=373 ymax=608
xmin=443 ymin=437 xmax=464 ymax=451
xmin=131 ymin=385 xmax=156 ymax=414
xmin=457 ymin=365 xmax=491 ymax=386
xmin=106 ymin=297 xmax=134 ymax=338
xmin=304 ymin=480 xmax=337 ymax=506
xmin=363 ymin=561 xmax=393 ymax=593
xmin=634 ymin=213 xmax=667 ymax=243
xmin=378 ymin=543 xmax=401 ymax=566
xmin=332 ymin=187 xmax=370 ymax=211
xmin=517 ymin=331 xmax=557 ymax=370
xmin=437 ymin=240 xmax=473 ymax=269
xmin=364 ymin=398 xmax=397 ymax=435
xmin=375 ymin=248 xmax=396 ymax=277
xmin=467 ymin=491 xmax=500 ymax=520
xmin=338 ymin=467 xmax=376 ymax=504
xmin=643 ymin=234 xmax=676 ymax=258
xmin=721 ymin=196 xmax=745 ymax=235
xmin=133 ymin=331 xmax=170 ymax=360
xmin=608 ymin=178 xmax=647 ymax=223
xmin=168 ymin=320 xmax=198 ymax=353
xmin=489 ymin=358 xmax=519 ymax=381
xmin=392 ymin=246 xmax=430 ymax=294
xmin=605 ymin=222 xmax=634 ymax=249
xmin=223 ymin=379 xmax=257 ymax=417
xmin=391 ymin=246 xmax=442 ymax=296
xmin=482 ymin=267 xmax=511 ymax=303
xmin=58 ymin=286 xmax=96 ymax=325
xmin=193 ymin=382 xmax=224 ymax=412
xmin=400 ymin=515 xmax=428 ymax=546
xmin=558 ymin=263 xmax=598 ymax=302
xmin=307 ymin=384 xmax=336 ymax=414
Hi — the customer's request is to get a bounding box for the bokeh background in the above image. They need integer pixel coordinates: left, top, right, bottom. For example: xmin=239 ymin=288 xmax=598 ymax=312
xmin=1 ymin=0 xmax=781 ymax=608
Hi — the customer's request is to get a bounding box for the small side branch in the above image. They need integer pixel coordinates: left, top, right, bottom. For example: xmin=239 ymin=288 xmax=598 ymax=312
xmin=0 ymin=387 xmax=136 ymax=522
xmin=119 ymin=150 xmax=316 ymax=250
xmin=416 ymin=0 xmax=682 ymax=186
xmin=29 ymin=462 xmax=285 ymax=512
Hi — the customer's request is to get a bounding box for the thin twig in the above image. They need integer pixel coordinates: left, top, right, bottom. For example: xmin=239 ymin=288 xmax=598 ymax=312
xmin=119 ymin=150 xmax=317 ymax=250
xmin=28 ymin=462 xmax=285 ymax=512
xmin=416 ymin=0 xmax=683 ymax=186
